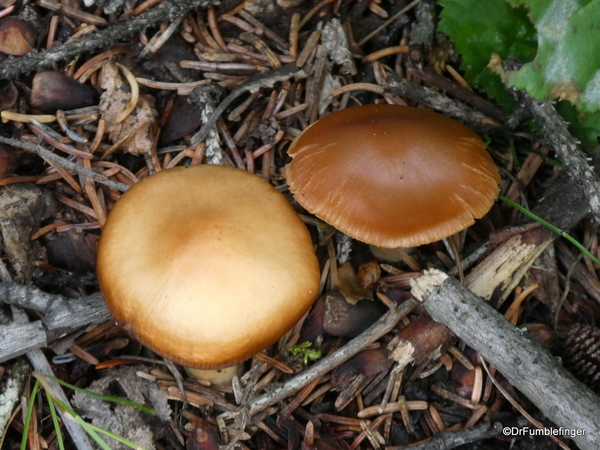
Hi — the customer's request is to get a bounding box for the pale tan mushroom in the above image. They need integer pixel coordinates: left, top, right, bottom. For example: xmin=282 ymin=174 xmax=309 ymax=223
xmin=97 ymin=165 xmax=320 ymax=373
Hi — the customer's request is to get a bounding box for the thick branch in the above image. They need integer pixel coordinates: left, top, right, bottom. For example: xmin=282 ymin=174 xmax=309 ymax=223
xmin=0 ymin=322 xmax=47 ymax=363
xmin=411 ymin=270 xmax=600 ymax=450
xmin=0 ymin=282 xmax=110 ymax=329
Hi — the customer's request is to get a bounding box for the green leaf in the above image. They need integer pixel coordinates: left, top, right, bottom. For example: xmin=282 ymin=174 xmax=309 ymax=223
xmin=289 ymin=342 xmax=322 ymax=365
xmin=555 ymin=101 xmax=600 ymax=151
xmin=438 ymin=0 xmax=537 ymax=109
xmin=505 ymin=0 xmax=600 ymax=113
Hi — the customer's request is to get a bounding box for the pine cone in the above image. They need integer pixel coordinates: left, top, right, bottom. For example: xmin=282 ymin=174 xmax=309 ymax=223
xmin=562 ymin=323 xmax=600 ymax=394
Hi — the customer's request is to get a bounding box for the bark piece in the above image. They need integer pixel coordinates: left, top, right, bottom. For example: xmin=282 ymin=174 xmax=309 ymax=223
xmin=160 ymin=95 xmax=202 ymax=144
xmin=330 ymin=347 xmax=391 ymax=391
xmin=335 ymin=263 xmax=372 ymax=304
xmin=388 ymin=313 xmax=454 ymax=370
xmin=0 ymin=80 xmax=17 ymax=110
xmin=186 ymin=417 xmax=220 ymax=450
xmin=45 ymin=228 xmax=97 ymax=273
xmin=0 ymin=145 xmax=17 ymax=178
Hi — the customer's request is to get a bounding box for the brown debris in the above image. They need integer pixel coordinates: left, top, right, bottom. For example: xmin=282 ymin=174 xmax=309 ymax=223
xmin=0 ymin=17 xmax=36 ymax=55
xmin=0 ymin=144 xmax=17 ymax=177
xmin=160 ymin=95 xmax=202 ymax=144
xmin=99 ymin=62 xmax=157 ymax=156
xmin=388 ymin=313 xmax=455 ymax=370
xmin=323 ymin=290 xmax=387 ymax=338
xmin=30 ymin=71 xmax=99 ymax=113
xmin=0 ymin=184 xmax=55 ymax=282
xmin=44 ymin=228 xmax=97 ymax=273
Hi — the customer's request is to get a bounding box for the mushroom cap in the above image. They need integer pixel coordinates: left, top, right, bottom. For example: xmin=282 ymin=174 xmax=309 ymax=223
xmin=97 ymin=165 xmax=320 ymax=369
xmin=286 ymin=104 xmax=501 ymax=248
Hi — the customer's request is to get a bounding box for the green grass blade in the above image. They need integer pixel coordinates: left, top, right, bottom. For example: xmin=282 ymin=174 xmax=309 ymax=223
xmin=499 ymin=195 xmax=600 ymax=265
xmin=45 ymin=390 xmax=65 ymax=450
xmin=86 ymin=423 xmax=148 ymax=450
xmin=20 ymin=380 xmax=40 ymax=450
xmin=52 ymin=397 xmax=112 ymax=450
xmin=41 ymin=374 xmax=155 ymax=415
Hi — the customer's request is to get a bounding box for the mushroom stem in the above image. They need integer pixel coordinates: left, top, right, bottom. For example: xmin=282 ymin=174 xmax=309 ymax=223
xmin=369 ymin=245 xmax=419 ymax=267
xmin=185 ymin=364 xmax=244 ymax=386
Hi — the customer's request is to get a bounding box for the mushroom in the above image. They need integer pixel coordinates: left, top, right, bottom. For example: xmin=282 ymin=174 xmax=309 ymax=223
xmin=97 ymin=165 xmax=320 ymax=377
xmin=285 ymin=104 xmax=501 ymax=250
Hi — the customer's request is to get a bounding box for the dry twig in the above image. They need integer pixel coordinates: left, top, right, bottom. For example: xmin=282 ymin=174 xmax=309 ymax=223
xmin=248 ymin=299 xmax=417 ymax=415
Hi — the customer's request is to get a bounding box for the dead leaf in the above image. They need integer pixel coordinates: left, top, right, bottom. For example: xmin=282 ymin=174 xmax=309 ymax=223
xmin=0 ymin=184 xmax=55 ymax=282
xmin=99 ymin=62 xmax=157 ymax=156
xmin=335 ymin=262 xmax=373 ymax=304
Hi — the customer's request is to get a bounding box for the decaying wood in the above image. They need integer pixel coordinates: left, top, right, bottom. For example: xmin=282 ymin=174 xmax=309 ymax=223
xmin=461 ymin=152 xmax=594 ymax=307
xmin=464 ymin=226 xmax=554 ymax=307
xmin=0 ymin=322 xmax=47 ymax=363
xmin=411 ymin=270 xmax=600 ymax=450
xmin=0 ymin=359 xmax=30 ymax=439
